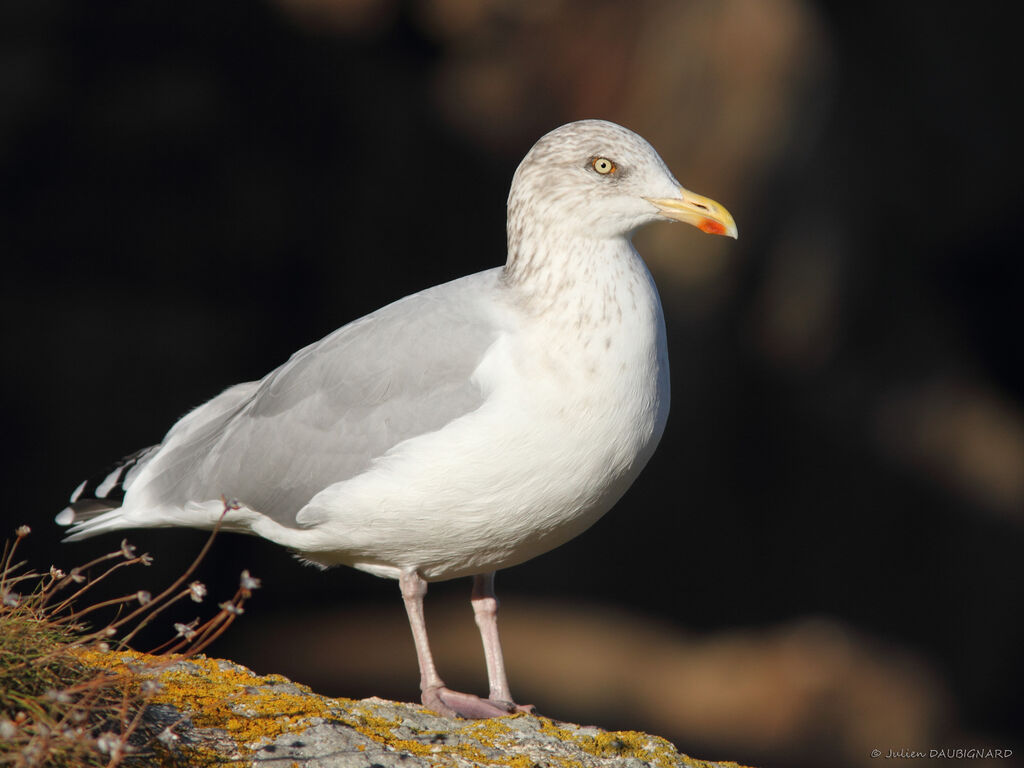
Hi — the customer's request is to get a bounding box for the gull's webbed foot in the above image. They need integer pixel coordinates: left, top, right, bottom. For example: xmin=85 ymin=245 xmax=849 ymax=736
xmin=422 ymin=686 xmax=535 ymax=719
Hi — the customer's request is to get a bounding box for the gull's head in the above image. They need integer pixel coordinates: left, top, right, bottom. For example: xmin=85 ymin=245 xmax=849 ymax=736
xmin=508 ymin=119 xmax=737 ymax=243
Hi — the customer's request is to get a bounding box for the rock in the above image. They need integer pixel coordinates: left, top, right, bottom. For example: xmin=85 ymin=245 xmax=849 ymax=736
xmin=84 ymin=649 xmax=751 ymax=767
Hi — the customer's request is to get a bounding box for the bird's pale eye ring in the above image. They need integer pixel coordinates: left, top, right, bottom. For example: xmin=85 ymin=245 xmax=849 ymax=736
xmin=591 ymin=157 xmax=616 ymax=175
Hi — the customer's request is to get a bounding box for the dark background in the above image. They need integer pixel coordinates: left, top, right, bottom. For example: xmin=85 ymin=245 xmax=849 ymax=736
xmin=2 ymin=2 xmax=1022 ymax=767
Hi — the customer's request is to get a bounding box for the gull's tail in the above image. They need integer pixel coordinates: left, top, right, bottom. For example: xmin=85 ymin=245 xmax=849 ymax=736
xmin=54 ymin=442 xmax=326 ymax=561
xmin=56 ymin=445 xmax=160 ymax=540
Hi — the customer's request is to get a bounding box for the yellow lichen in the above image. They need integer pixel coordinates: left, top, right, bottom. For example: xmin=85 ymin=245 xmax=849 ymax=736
xmin=76 ymin=648 xmax=343 ymax=762
xmin=75 ymin=649 xmax=753 ymax=768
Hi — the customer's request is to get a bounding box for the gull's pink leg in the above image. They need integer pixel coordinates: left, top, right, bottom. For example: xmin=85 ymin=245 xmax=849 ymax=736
xmin=471 ymin=572 xmax=533 ymax=712
xmin=399 ymin=569 xmax=524 ymax=719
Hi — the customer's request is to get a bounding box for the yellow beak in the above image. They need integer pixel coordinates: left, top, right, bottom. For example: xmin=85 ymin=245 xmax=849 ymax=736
xmin=645 ymin=188 xmax=738 ymax=239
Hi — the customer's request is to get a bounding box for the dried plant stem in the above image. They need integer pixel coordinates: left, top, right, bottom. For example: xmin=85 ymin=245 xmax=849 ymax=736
xmin=1 ymin=505 xmax=257 ymax=768
xmin=49 ymin=555 xmax=141 ymax=615
xmin=0 ymin=536 xmax=20 ymax=596
xmin=65 ymin=594 xmax=139 ymax=624
xmin=117 ymin=590 xmax=191 ymax=648
xmin=112 ymin=513 xmax=226 ymax=650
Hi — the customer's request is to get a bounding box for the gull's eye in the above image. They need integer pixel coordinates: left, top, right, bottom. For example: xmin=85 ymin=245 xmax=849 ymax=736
xmin=591 ymin=157 xmax=616 ymax=175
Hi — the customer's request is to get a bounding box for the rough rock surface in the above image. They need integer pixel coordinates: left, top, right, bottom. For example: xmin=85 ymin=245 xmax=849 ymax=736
xmin=86 ymin=650 xmax=749 ymax=767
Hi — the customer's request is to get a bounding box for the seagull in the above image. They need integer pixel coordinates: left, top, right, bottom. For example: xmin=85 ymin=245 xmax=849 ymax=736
xmin=56 ymin=119 xmax=736 ymax=718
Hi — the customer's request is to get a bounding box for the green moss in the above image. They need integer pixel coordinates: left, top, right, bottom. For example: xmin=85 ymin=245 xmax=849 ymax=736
xmin=1 ymin=614 xmax=83 ymax=712
xmin=0 ymin=613 xmax=127 ymax=768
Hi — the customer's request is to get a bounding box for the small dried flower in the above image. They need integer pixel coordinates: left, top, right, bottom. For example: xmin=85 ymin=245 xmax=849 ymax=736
xmin=174 ymin=621 xmax=197 ymax=640
xmin=157 ymin=726 xmax=179 ymax=746
xmin=240 ymin=570 xmax=261 ymax=592
xmin=103 ymin=626 xmax=117 ymax=637
xmin=96 ymin=641 xmax=110 ymax=652
xmin=140 ymin=679 xmax=163 ymax=695
xmin=69 ymin=567 xmax=86 ymax=583
xmin=140 ymin=552 xmax=154 ymax=566
xmin=44 ymin=689 xmax=73 ymax=704
xmin=21 ymin=743 xmax=42 ymax=763
xmin=120 ymin=539 xmax=136 ymax=559
xmin=0 ymin=719 xmax=16 ymax=739
xmin=221 ymin=495 xmax=242 ymax=511
xmin=136 ymin=590 xmax=152 ymax=605
xmin=69 ymin=710 xmax=87 ymax=724
xmin=220 ymin=601 xmax=244 ymax=615
xmin=2 ymin=590 xmax=20 ymax=608
xmin=189 ymin=581 xmax=207 ymax=603
xmin=96 ymin=732 xmax=122 ymax=756
xmin=15 ymin=525 xmax=30 ymax=537
xmin=49 ymin=565 xmax=65 ymax=579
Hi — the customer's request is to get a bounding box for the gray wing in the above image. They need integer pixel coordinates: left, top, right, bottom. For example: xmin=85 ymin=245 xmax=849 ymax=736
xmin=139 ymin=268 xmax=505 ymax=524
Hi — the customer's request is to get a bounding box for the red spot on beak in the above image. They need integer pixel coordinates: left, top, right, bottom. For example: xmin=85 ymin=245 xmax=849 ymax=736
xmin=698 ymin=218 xmax=727 ymax=236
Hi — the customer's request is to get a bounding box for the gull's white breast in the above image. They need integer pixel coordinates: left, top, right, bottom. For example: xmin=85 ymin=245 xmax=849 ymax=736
xmin=294 ymin=239 xmax=670 ymax=580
